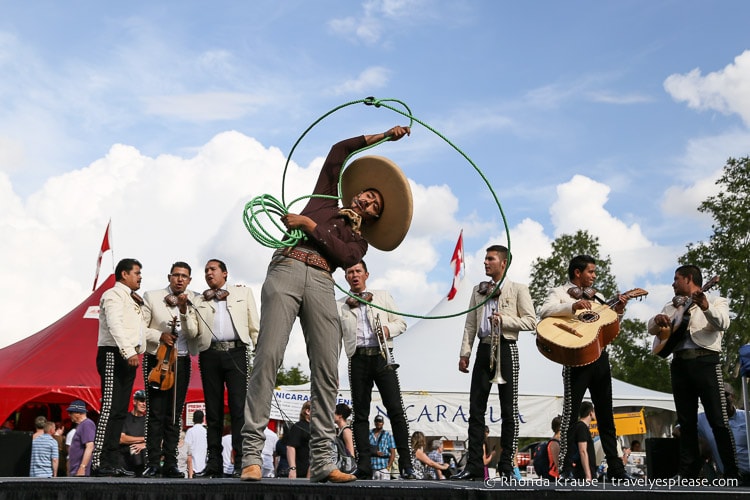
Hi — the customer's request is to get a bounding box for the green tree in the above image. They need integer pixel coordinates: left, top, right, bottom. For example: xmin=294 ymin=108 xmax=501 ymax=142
xmin=276 ymin=364 xmax=310 ymax=386
xmin=679 ymin=156 xmax=750 ymax=378
xmin=529 ymin=230 xmax=670 ymax=392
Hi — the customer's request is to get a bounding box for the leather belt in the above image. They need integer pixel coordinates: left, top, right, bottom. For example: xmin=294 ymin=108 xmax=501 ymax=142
xmin=209 ymin=340 xmax=245 ymax=351
xmin=282 ymin=247 xmax=332 ymax=273
xmin=355 ymin=347 xmax=381 ymax=356
xmin=673 ymin=348 xmax=716 ymax=360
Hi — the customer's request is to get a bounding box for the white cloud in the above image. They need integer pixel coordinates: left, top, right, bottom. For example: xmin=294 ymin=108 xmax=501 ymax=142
xmin=664 ymin=50 xmax=750 ymax=126
xmin=142 ymin=92 xmax=268 ymax=121
xmin=588 ymin=91 xmax=652 ymax=105
xmin=0 ymin=130 xmax=493 ymax=373
xmin=549 ymin=174 xmax=674 ymax=286
xmin=333 ymin=66 xmax=391 ymax=95
xmin=329 ymin=0 xmax=434 ymax=45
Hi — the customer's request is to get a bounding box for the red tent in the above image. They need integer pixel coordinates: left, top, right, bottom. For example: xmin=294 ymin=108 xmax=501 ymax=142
xmin=0 ymin=275 xmax=206 ymax=424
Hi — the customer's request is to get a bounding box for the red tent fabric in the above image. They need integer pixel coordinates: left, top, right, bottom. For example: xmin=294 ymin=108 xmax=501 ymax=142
xmin=0 ymin=275 xmax=206 ymax=423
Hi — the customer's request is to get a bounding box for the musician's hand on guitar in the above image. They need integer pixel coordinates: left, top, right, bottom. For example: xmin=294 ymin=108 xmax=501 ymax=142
xmin=459 ymin=356 xmax=470 ymax=373
xmin=692 ymin=291 xmax=709 ymax=311
xmin=653 ymin=314 xmax=671 ymax=329
xmin=160 ymin=331 xmax=176 ymax=346
xmin=572 ymin=299 xmax=592 ymax=312
xmin=613 ymin=294 xmax=629 ymax=314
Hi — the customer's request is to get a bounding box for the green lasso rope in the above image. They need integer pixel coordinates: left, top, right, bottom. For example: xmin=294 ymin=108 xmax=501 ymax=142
xmin=242 ymin=96 xmax=511 ymax=319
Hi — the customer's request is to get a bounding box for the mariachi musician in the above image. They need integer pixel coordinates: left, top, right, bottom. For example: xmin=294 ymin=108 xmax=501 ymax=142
xmin=452 ymin=244 xmax=536 ymax=481
xmin=141 ymin=261 xmax=200 ymax=478
xmin=338 ymin=260 xmax=410 ymax=480
xmin=538 ymin=254 xmax=630 ymax=481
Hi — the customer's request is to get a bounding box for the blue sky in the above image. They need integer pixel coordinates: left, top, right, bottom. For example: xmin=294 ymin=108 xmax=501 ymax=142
xmin=2 ymin=1 xmax=749 ymax=372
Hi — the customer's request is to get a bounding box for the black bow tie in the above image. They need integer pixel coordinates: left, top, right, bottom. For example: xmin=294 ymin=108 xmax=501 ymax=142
xmin=567 ymin=286 xmax=597 ymax=300
xmin=131 ymin=291 xmax=144 ymax=306
xmin=477 ymin=281 xmax=501 ymax=298
xmin=203 ymin=289 xmax=229 ymax=301
xmin=346 ymin=291 xmax=373 ymax=308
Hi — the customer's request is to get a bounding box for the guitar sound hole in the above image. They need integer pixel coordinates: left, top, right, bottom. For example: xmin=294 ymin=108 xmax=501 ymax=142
xmin=577 ymin=311 xmax=600 ymax=323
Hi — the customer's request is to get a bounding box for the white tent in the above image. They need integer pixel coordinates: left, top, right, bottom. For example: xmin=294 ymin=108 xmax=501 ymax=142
xmin=316 ymin=276 xmax=675 ymax=438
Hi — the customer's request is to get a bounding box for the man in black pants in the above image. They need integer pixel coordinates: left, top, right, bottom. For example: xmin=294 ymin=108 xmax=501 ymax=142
xmin=538 ymin=255 xmax=630 ymax=480
xmin=338 ymin=260 xmax=411 ymax=479
xmin=648 ymin=264 xmax=737 ymax=480
xmin=188 ymin=259 xmax=259 ymax=477
xmin=452 ymin=245 xmax=536 ymax=480
xmin=93 ymin=258 xmax=157 ymax=477
xmin=141 ymin=262 xmax=199 ymax=478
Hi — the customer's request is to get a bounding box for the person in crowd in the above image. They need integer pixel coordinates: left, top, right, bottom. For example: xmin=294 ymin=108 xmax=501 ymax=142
xmin=274 ymin=425 xmax=291 ymax=478
xmin=286 ymin=401 xmax=312 ymax=479
xmin=30 ymin=418 xmax=58 ymax=478
xmin=572 ymin=402 xmax=597 ymax=481
xmin=65 ymin=424 xmax=77 ymax=476
xmin=648 ymin=264 xmax=737 ymax=480
xmin=630 ymin=440 xmax=641 ymax=452
xmin=142 ymin=261 xmax=199 ymax=478
xmin=453 ymin=245 xmax=536 ymax=480
xmin=93 ymin=258 xmax=157 ymax=477
xmin=334 ymin=404 xmax=355 ymax=458
xmin=67 ymin=400 xmax=95 ymax=477
xmin=187 ymin=259 xmax=259 ymax=478
xmin=240 ymin=126 xmax=412 ymax=483
xmin=697 ymin=383 xmax=748 ymax=483
xmin=221 ymin=425 xmax=234 ymax=477
xmin=31 ymin=416 xmax=47 ymax=440
xmin=427 ymin=440 xmax=447 ymax=480
xmin=119 ymin=390 xmax=146 ymax=476
xmin=52 ymin=422 xmax=67 ymax=477
xmin=482 ymin=425 xmax=496 ymax=480
xmin=185 ymin=410 xmax=208 ymax=479
xmin=410 ymin=431 xmax=449 ymax=480
xmin=261 ymin=426 xmax=279 ymax=478
xmin=369 ymin=415 xmax=396 ymax=480
xmin=538 ymin=255 xmax=631 ymax=481
xmin=338 ymin=260 xmax=412 ymax=480
xmin=176 ymin=430 xmax=188 ymax=477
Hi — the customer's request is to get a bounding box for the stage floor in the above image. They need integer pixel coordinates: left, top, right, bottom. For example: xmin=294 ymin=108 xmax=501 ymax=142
xmin=0 ymin=476 xmax=747 ymax=500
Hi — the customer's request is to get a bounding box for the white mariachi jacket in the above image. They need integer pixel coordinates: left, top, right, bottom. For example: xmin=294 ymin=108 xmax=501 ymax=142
xmin=459 ymin=280 xmax=536 ymax=359
xmin=338 ymin=290 xmax=407 ymax=359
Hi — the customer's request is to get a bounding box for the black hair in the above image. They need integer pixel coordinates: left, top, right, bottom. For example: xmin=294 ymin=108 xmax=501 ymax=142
xmin=115 ymin=258 xmax=142 ymax=282
xmin=675 ymin=265 xmax=703 ymax=287
xmin=568 ymin=255 xmax=596 ymax=281
xmin=170 ymin=261 xmax=192 ymax=275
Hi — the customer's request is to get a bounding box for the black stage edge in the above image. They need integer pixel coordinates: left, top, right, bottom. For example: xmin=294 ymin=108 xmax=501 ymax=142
xmin=1 ymin=477 xmax=749 ymax=500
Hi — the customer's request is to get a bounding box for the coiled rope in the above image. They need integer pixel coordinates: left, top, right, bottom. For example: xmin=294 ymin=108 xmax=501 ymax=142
xmin=242 ymin=97 xmax=510 ymax=319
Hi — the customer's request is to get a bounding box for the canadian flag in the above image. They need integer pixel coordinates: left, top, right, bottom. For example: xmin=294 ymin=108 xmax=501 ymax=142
xmin=93 ymin=220 xmax=112 ymax=291
xmin=447 ymin=230 xmax=465 ymax=300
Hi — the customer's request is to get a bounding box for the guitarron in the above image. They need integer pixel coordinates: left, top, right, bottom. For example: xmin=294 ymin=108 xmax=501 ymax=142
xmin=651 ymin=275 xmax=720 ymax=358
xmin=536 ymin=288 xmax=648 ymax=366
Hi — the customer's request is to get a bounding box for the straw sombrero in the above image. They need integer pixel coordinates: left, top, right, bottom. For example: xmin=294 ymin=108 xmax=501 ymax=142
xmin=341 ymin=155 xmax=413 ymax=251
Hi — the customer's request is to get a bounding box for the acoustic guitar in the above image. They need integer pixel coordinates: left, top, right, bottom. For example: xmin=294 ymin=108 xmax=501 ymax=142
xmin=536 ymin=288 xmax=648 ymax=367
xmin=651 ymin=275 xmax=720 ymax=358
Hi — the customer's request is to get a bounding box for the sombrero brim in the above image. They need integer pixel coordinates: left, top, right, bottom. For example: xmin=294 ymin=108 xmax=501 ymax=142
xmin=341 ymin=155 xmax=413 ymax=251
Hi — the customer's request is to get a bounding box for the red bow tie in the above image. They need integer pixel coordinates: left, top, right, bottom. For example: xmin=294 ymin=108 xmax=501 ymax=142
xmin=203 ymin=289 xmax=229 ymax=301
xmin=346 ymin=291 xmax=373 ymax=308
xmin=131 ymin=291 xmax=144 ymax=306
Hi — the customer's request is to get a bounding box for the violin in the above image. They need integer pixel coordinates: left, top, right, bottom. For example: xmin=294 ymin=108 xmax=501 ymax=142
xmin=148 ymin=316 xmax=178 ymax=391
